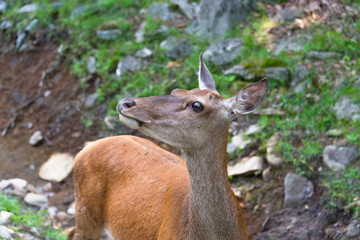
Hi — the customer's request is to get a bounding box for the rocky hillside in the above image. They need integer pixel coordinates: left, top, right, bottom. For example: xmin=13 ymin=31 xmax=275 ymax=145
xmin=1 ymin=0 xmax=360 ymax=239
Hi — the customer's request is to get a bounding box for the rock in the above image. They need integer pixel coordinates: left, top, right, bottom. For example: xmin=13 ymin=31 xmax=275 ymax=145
xmin=55 ymin=211 xmax=69 ymax=222
xmin=148 ymin=2 xmax=174 ymax=21
xmin=273 ymin=35 xmax=312 ymax=55
xmin=29 ymin=130 xmax=43 ymax=146
xmin=96 ymin=29 xmax=122 ymax=40
xmin=67 ymin=202 xmax=76 ymax=215
xmin=160 ymin=36 xmax=177 ymax=50
xmin=170 ymin=0 xmax=198 ymax=19
xmin=104 ymin=116 xmax=117 ymax=130
xmin=346 ymin=219 xmax=360 ymax=238
xmin=0 ymin=211 xmax=13 ymax=225
xmin=226 ymin=143 xmax=237 ymax=154
xmin=228 ymin=156 xmax=264 ymax=176
xmin=46 ymin=206 xmax=58 ymax=217
xmin=85 ymin=93 xmax=96 ymax=109
xmin=323 ymin=145 xmax=358 ymax=171
xmin=164 ymin=38 xmax=192 ymax=59
xmin=70 ymin=4 xmax=101 ymax=19
xmin=25 ymin=19 xmax=38 ymax=33
xmin=197 ymin=0 xmax=255 ymax=39
xmin=333 ymin=97 xmax=360 ymax=121
xmin=224 ymin=65 xmax=255 ymax=80
xmin=0 ymin=178 xmax=27 ymax=196
xmin=24 ymin=193 xmax=48 ymax=207
xmin=232 ymin=132 xmax=251 ymax=149
xmin=264 ymin=67 xmax=290 ymax=84
xmin=271 ymin=7 xmax=302 ymax=22
xmin=245 ymin=124 xmax=262 ymax=135
xmin=305 ymin=50 xmax=343 ymax=60
xmin=284 ymin=173 xmax=314 ymax=207
xmin=353 ymin=75 xmax=360 ymax=89
xmin=135 ymin=22 xmax=146 ymax=43
xmin=17 ymin=4 xmax=38 ymax=13
xmin=262 ymin=167 xmax=271 ymax=182
xmin=292 ymin=65 xmax=310 ymax=93
xmin=116 ymin=56 xmax=142 ymax=77
xmin=0 ymin=1 xmax=6 ymax=13
xmin=0 ymin=226 xmax=15 ymax=239
xmin=39 ymin=153 xmax=74 ymax=182
xmin=86 ymin=56 xmax=96 ymax=74
xmin=135 ymin=48 xmax=153 ymax=58
xmin=266 ymin=132 xmax=284 ymax=167
xmin=0 ymin=21 xmax=12 ymax=30
xmin=15 ymin=31 xmax=27 ymax=50
xmin=203 ymin=38 xmax=242 ymax=65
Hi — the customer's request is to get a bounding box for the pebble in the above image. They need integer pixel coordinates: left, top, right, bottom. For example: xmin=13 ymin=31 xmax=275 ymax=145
xmin=0 ymin=225 xmax=15 ymax=239
xmin=283 ymin=173 xmax=314 ymax=207
xmin=24 ymin=193 xmax=48 ymax=207
xmin=28 ymin=130 xmax=43 ymax=146
xmin=231 ymin=132 xmax=251 ymax=149
xmin=0 ymin=211 xmax=13 ymax=225
xmin=39 ymin=153 xmax=74 ymax=182
xmin=323 ymin=145 xmax=359 ymax=171
xmin=0 ymin=178 xmax=27 ymax=196
xmin=228 ymin=156 xmax=264 ymax=176
xmin=266 ymin=132 xmax=284 ymax=167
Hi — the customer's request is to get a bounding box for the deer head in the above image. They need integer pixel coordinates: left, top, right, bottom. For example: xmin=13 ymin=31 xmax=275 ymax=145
xmin=117 ymin=54 xmax=268 ymax=151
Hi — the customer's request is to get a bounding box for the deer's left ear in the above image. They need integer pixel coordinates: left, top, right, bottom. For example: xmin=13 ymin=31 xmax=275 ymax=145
xmin=198 ymin=53 xmax=218 ymax=93
xmin=228 ymin=79 xmax=268 ymax=115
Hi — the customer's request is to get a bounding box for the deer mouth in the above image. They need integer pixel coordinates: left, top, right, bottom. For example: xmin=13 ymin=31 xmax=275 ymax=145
xmin=118 ymin=112 xmax=152 ymax=129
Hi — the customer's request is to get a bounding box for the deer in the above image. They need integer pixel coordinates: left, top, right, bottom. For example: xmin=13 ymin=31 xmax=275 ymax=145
xmin=67 ymin=54 xmax=268 ymax=240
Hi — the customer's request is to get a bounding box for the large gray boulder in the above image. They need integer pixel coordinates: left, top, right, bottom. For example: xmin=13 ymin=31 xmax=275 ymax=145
xmin=197 ymin=0 xmax=256 ymax=39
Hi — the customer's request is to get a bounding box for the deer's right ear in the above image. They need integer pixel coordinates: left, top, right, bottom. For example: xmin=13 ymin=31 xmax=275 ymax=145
xmin=228 ymin=79 xmax=268 ymax=115
xmin=198 ymin=53 xmax=218 ymax=93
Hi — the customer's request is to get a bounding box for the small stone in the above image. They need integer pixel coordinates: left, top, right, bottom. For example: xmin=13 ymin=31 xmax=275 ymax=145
xmin=346 ymin=219 xmax=360 ymax=238
xmin=164 ymin=38 xmax=192 ymax=59
xmin=246 ymin=124 xmax=262 ymax=135
xmin=24 ymin=193 xmax=48 ymax=207
xmin=135 ymin=48 xmax=153 ymax=58
xmin=305 ymin=50 xmax=343 ymax=60
xmin=135 ymin=22 xmax=146 ymax=43
xmin=203 ymin=38 xmax=242 ymax=65
xmin=17 ymin=4 xmax=38 ymax=13
xmin=223 ymin=65 xmax=254 ymax=80
xmin=262 ymin=167 xmax=271 ymax=182
xmin=55 ymin=211 xmax=69 ymax=221
xmin=116 ymin=56 xmax=142 ymax=77
xmin=0 ymin=225 xmax=15 ymax=239
xmin=25 ymin=19 xmax=38 ymax=33
xmin=273 ymin=35 xmax=312 ymax=55
xmin=0 ymin=1 xmax=7 ymax=13
xmin=333 ymin=97 xmax=360 ymax=121
xmin=0 ymin=211 xmax=13 ymax=225
xmin=228 ymin=156 xmax=264 ymax=176
xmin=96 ymin=29 xmax=122 ymax=41
xmin=104 ymin=116 xmax=117 ymax=130
xmin=46 ymin=206 xmax=58 ymax=217
xmin=67 ymin=202 xmax=76 ymax=215
xmin=323 ymin=145 xmax=359 ymax=171
xmin=86 ymin=56 xmax=96 ymax=74
xmin=85 ymin=93 xmax=97 ymax=109
xmin=0 ymin=178 xmax=27 ymax=196
xmin=266 ymin=132 xmax=284 ymax=167
xmin=15 ymin=31 xmax=27 ymax=50
xmin=29 ymin=130 xmax=43 ymax=146
xmin=39 ymin=153 xmax=74 ymax=182
xmin=264 ymin=67 xmax=290 ymax=84
xmin=232 ymin=132 xmax=251 ymax=149
xmin=148 ymin=3 xmax=173 ymax=21
xmin=326 ymin=129 xmax=343 ymax=137
xmin=170 ymin=0 xmax=198 ymax=19
xmin=226 ymin=143 xmax=237 ymax=154
xmin=0 ymin=21 xmax=12 ymax=30
xmin=284 ymin=173 xmax=314 ymax=207
xmin=272 ymin=7 xmax=302 ymax=22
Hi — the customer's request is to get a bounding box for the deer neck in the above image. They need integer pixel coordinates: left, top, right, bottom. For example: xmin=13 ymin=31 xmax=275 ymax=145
xmin=184 ymin=128 xmax=245 ymax=240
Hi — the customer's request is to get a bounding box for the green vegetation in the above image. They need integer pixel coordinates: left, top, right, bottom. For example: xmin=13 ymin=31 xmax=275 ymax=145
xmin=0 ymin=193 xmax=66 ymax=239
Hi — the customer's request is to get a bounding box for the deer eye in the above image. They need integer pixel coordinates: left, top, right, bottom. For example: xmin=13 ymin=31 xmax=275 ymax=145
xmin=191 ymin=101 xmax=204 ymax=113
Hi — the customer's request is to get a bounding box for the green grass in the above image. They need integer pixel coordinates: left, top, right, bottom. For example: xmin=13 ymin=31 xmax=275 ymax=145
xmin=0 ymin=193 xmax=66 ymax=239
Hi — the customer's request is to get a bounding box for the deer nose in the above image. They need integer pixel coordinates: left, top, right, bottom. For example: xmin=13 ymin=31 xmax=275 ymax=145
xmin=117 ymin=99 xmax=136 ymax=113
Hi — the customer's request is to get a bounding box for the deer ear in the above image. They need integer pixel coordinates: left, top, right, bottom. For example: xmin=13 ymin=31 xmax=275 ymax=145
xmin=230 ymin=79 xmax=268 ymax=115
xmin=198 ymin=53 xmax=218 ymax=93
